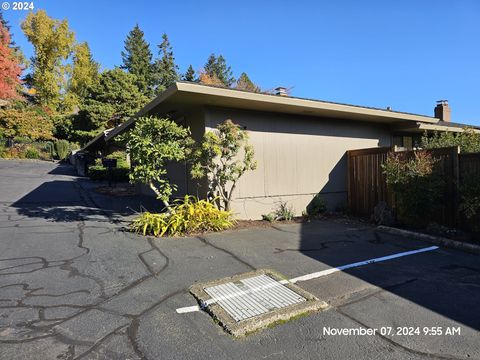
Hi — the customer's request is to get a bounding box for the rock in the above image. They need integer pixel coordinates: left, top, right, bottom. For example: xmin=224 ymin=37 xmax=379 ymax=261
xmin=372 ymin=201 xmax=395 ymax=226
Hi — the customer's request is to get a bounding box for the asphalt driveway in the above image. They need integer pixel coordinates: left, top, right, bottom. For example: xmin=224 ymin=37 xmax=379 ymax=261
xmin=0 ymin=160 xmax=479 ymax=360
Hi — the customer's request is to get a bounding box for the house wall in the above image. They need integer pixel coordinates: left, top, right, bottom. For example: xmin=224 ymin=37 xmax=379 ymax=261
xmin=204 ymin=107 xmax=392 ymax=219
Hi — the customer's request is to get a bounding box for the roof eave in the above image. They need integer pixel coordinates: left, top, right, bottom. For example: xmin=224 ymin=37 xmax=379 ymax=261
xmin=104 ymin=83 xmax=180 ymax=142
xmin=175 ymin=82 xmax=439 ymax=124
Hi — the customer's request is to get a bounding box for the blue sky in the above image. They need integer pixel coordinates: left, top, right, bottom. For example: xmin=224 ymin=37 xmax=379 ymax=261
xmin=3 ymin=0 xmax=480 ymax=125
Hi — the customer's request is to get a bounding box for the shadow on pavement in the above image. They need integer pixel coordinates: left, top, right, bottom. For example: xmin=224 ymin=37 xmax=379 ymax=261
xmin=11 ymin=163 xmax=164 ymax=223
xmin=298 ymin=219 xmax=480 ymax=332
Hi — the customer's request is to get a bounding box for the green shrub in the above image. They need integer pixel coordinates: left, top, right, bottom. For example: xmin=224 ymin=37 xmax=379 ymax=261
xmin=130 ymin=195 xmax=235 ymax=236
xmin=42 ymin=141 xmax=55 ymax=158
xmin=25 ymin=147 xmax=40 ymax=159
xmin=459 ymin=177 xmax=480 ymax=233
xmin=274 ymin=201 xmax=295 ymax=221
xmin=460 ymin=177 xmax=480 ymax=220
xmin=55 ymin=140 xmax=70 ymax=160
xmin=382 ymin=151 xmax=444 ymax=227
xmin=262 ymin=213 xmax=275 ymax=222
xmin=306 ymin=194 xmax=327 ymax=216
xmin=88 ymin=165 xmax=130 ymax=181
xmin=13 ymin=136 xmax=32 ymax=144
xmin=422 ymin=128 xmax=480 ymax=154
xmin=106 ymin=151 xmax=129 ymax=168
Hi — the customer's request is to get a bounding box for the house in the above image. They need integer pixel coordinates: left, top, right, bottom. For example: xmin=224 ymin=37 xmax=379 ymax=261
xmin=80 ymin=81 xmax=480 ymax=219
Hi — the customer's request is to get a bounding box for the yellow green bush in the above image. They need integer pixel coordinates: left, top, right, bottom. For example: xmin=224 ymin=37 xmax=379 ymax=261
xmin=130 ymin=195 xmax=235 ymax=236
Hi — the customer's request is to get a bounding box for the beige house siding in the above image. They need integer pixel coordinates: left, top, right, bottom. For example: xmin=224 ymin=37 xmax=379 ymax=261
xmin=204 ymin=107 xmax=392 ymax=219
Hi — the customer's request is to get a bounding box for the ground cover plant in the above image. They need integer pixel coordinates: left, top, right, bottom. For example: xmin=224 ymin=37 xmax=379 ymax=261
xmin=130 ymin=195 xmax=235 ymax=236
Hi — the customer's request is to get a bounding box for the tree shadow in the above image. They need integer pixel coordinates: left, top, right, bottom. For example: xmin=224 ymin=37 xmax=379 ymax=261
xmin=10 ymin=164 xmax=164 ymax=223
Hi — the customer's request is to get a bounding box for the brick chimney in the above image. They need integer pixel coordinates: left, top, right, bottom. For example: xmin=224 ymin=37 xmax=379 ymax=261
xmin=434 ymin=100 xmax=451 ymax=122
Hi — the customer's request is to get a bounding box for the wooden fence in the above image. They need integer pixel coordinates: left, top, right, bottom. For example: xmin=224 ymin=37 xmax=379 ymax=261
xmin=347 ymin=146 xmax=480 ymax=228
xmin=459 ymin=153 xmax=480 ymax=181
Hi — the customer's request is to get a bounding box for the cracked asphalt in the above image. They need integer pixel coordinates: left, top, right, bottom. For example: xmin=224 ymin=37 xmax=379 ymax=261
xmin=0 ymin=159 xmax=479 ymax=360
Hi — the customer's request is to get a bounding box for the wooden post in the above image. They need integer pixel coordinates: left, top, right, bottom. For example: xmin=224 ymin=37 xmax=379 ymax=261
xmin=452 ymin=146 xmax=460 ymax=228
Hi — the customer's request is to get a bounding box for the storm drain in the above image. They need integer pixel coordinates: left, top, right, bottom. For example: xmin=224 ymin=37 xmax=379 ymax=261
xmin=204 ymin=274 xmax=306 ymax=322
xmin=190 ymin=269 xmax=328 ymax=336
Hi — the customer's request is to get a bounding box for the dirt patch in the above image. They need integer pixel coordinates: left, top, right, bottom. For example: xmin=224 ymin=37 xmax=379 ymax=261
xmin=233 ymin=218 xmax=303 ymax=230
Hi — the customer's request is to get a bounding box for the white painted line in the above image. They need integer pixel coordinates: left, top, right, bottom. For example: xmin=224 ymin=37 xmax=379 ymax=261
xmin=289 ymin=245 xmax=439 ymax=283
xmin=176 ymin=305 xmax=200 ymax=314
xmin=175 ymin=245 xmax=439 ymax=314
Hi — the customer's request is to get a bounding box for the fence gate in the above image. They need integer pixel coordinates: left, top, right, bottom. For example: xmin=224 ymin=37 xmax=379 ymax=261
xmin=347 ymin=147 xmax=392 ymax=218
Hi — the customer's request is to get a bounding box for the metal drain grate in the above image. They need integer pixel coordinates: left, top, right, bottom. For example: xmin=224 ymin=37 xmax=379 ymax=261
xmin=204 ymin=274 xmax=306 ymax=322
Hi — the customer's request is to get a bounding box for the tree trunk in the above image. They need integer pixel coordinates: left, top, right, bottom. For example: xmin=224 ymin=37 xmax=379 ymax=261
xmin=225 ymin=183 xmax=237 ymax=212
xmin=149 ymin=181 xmax=171 ymax=214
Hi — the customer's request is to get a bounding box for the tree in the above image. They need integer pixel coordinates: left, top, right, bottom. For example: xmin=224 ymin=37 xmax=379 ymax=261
xmin=191 ymin=119 xmax=257 ymax=211
xmin=21 ymin=10 xmax=75 ymax=110
xmin=121 ymin=24 xmax=154 ymax=96
xmin=127 ymin=116 xmax=193 ymax=210
xmin=235 ymin=72 xmax=260 ymax=92
xmin=182 ymin=65 xmax=195 ymax=82
xmin=0 ymin=21 xmax=22 ymax=99
xmin=198 ymin=70 xmax=224 ymax=86
xmin=0 ymin=104 xmax=54 ymax=140
xmin=64 ymin=42 xmax=99 ymax=110
xmin=203 ymin=54 xmax=235 ymax=87
xmin=0 ymin=10 xmax=26 ymax=66
xmin=421 ymin=128 xmax=480 ymax=154
xmin=152 ymin=34 xmax=178 ymax=93
xmin=73 ymin=68 xmax=148 ymax=143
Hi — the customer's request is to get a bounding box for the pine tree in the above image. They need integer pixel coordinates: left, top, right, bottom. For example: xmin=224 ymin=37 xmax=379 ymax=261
xmin=73 ymin=68 xmax=148 ymax=143
xmin=203 ymin=54 xmax=235 ymax=87
xmin=183 ymin=65 xmax=195 ymax=82
xmin=152 ymin=33 xmax=178 ymax=93
xmin=236 ymin=72 xmax=260 ymax=92
xmin=121 ymin=24 xmax=154 ymax=96
xmin=0 ymin=21 xmax=22 ymax=99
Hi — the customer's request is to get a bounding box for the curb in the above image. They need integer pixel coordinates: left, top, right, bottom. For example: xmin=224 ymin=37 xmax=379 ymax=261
xmin=376 ymin=225 xmax=480 ymax=256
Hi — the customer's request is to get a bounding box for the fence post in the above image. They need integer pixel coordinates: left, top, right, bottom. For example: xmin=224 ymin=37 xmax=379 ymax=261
xmin=452 ymin=146 xmax=460 ymax=228
xmin=347 ymin=150 xmax=351 ymax=212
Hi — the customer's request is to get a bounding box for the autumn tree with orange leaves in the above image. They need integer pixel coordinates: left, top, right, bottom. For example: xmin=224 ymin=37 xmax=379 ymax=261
xmin=0 ymin=21 xmax=22 ymax=99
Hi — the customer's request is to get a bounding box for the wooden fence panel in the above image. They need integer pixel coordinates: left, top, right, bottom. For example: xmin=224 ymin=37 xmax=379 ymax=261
xmin=459 ymin=153 xmax=480 ymax=180
xmin=347 ymin=147 xmax=391 ymax=217
xmin=347 ymin=146 xmax=462 ymax=227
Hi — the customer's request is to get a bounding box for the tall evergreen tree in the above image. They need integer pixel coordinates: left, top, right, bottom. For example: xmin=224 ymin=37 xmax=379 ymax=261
xmin=203 ymin=54 xmax=235 ymax=87
xmin=182 ymin=65 xmax=195 ymax=82
xmin=235 ymin=72 xmax=260 ymax=92
xmin=72 ymin=68 xmax=148 ymax=143
xmin=121 ymin=24 xmax=154 ymax=96
xmin=152 ymin=33 xmax=178 ymax=93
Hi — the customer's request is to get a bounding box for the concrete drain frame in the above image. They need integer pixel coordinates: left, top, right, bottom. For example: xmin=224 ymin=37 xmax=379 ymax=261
xmin=190 ymin=269 xmax=329 ymax=337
